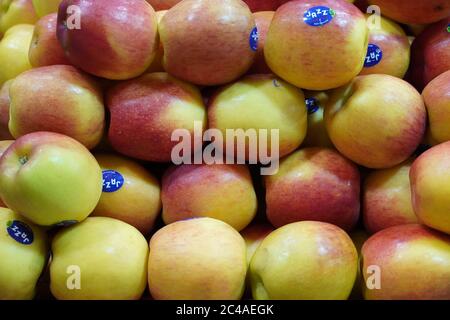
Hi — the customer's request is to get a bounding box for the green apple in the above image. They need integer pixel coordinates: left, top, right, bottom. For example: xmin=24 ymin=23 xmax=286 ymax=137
xmin=50 ymin=217 xmax=148 ymax=300
xmin=31 ymin=0 xmax=61 ymax=17
xmin=0 ymin=0 xmax=38 ymax=35
xmin=0 ymin=207 xmax=48 ymax=299
xmin=0 ymin=132 xmax=102 ymax=226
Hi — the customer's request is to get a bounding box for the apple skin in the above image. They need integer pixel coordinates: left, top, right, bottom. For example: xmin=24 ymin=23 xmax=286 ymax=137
xmin=0 ymin=80 xmax=13 ymax=140
xmin=367 ymin=0 xmax=450 ymax=24
xmin=0 ymin=0 xmax=38 ymax=35
xmin=264 ymin=0 xmax=368 ymax=90
xmin=0 ymin=140 xmax=13 ymax=207
xmin=363 ymin=160 xmax=418 ymax=234
xmin=57 ymin=0 xmax=159 ymax=80
xmin=208 ymin=74 xmax=307 ymax=160
xmin=0 ymin=24 xmax=33 ymax=86
xmin=243 ymin=0 xmax=290 ymax=12
xmin=148 ymin=217 xmax=247 ymax=300
xmin=91 ymin=154 xmax=161 ymax=235
xmin=31 ymin=0 xmax=61 ymax=17
xmin=0 ymin=132 xmax=102 ymax=226
xmin=107 ymin=72 xmax=206 ymax=163
xmin=241 ymin=223 xmax=274 ymax=265
xmin=145 ymin=0 xmax=181 ymax=10
xmin=423 ymin=71 xmax=450 ymax=144
xmin=9 ymin=65 xmax=105 ymax=149
xmin=159 ymin=0 xmax=256 ymax=86
xmin=359 ymin=15 xmax=410 ymax=79
xmin=410 ymin=142 xmax=450 ymax=234
xmin=249 ymin=221 xmax=358 ymax=300
xmin=247 ymin=11 xmax=274 ymax=74
xmin=50 ymin=217 xmax=148 ymax=300
xmin=302 ymin=90 xmax=334 ymax=148
xmin=325 ymin=74 xmax=427 ymax=169
xmin=162 ymin=164 xmax=257 ymax=231
xmin=361 ymin=224 xmax=450 ymax=300
xmin=28 ymin=13 xmax=70 ymax=67
xmin=265 ymin=148 xmax=360 ymax=231
xmin=0 ymin=207 xmax=48 ymax=300
xmin=406 ymin=18 xmax=450 ymax=91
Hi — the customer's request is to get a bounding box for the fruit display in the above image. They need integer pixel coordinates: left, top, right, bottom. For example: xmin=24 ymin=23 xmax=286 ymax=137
xmin=0 ymin=0 xmax=449 ymax=302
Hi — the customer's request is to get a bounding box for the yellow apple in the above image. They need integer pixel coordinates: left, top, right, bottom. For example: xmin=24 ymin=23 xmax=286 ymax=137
xmin=0 ymin=132 xmax=102 ymax=226
xmin=148 ymin=217 xmax=247 ymax=300
xmin=249 ymin=221 xmax=358 ymax=300
xmin=50 ymin=217 xmax=148 ymax=300
xmin=91 ymin=154 xmax=161 ymax=235
xmin=0 ymin=24 xmax=33 ymax=85
xmin=0 ymin=207 xmax=48 ymax=299
xmin=31 ymin=0 xmax=61 ymax=17
xmin=0 ymin=0 xmax=38 ymax=35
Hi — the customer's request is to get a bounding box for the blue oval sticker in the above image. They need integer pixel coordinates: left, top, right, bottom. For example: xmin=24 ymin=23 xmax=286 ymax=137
xmin=102 ymin=170 xmax=124 ymax=193
xmin=249 ymin=27 xmax=259 ymax=51
xmin=7 ymin=220 xmax=34 ymax=245
xmin=305 ymin=97 xmax=320 ymax=114
xmin=304 ymin=6 xmax=335 ymax=27
xmin=364 ymin=44 xmax=383 ymax=67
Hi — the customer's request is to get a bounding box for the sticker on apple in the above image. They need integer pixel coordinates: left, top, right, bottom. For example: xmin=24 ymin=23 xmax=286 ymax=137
xmin=102 ymin=170 xmax=124 ymax=193
xmin=305 ymin=97 xmax=320 ymax=114
xmin=249 ymin=27 xmax=259 ymax=51
xmin=6 ymin=220 xmax=34 ymax=245
xmin=364 ymin=44 xmax=383 ymax=67
xmin=303 ymin=6 xmax=335 ymax=27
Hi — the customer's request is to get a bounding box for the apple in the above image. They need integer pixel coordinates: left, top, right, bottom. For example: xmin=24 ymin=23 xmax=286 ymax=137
xmin=91 ymin=154 xmax=161 ymax=235
xmin=407 ymin=18 xmax=450 ymax=91
xmin=208 ymin=74 xmax=307 ymax=160
xmin=0 ymin=24 xmax=33 ymax=86
xmin=361 ymin=224 xmax=450 ymax=299
xmin=423 ymin=71 xmax=450 ymax=144
xmin=0 ymin=0 xmax=38 ymax=35
xmin=241 ymin=223 xmax=274 ymax=265
xmin=0 ymin=207 xmax=48 ymax=299
xmin=31 ymin=0 xmax=61 ymax=17
xmin=145 ymin=0 xmax=181 ymax=10
xmin=302 ymin=90 xmax=334 ymax=148
xmin=57 ymin=0 xmax=159 ymax=80
xmin=367 ymin=0 xmax=450 ymax=24
xmin=359 ymin=14 xmax=410 ymax=79
xmin=145 ymin=10 xmax=167 ymax=73
xmin=247 ymin=11 xmax=274 ymax=74
xmin=0 ymin=80 xmax=13 ymax=140
xmin=325 ymin=74 xmax=427 ymax=169
xmin=50 ymin=217 xmax=148 ymax=300
xmin=107 ymin=72 xmax=206 ymax=162
xmin=148 ymin=217 xmax=247 ymax=300
xmin=162 ymin=164 xmax=257 ymax=231
xmin=363 ymin=159 xmax=418 ymax=234
xmin=265 ymin=148 xmax=360 ymax=231
xmin=0 ymin=132 xmax=102 ymax=226
xmin=28 ymin=13 xmax=70 ymax=67
xmin=264 ymin=0 xmax=368 ymax=90
xmin=243 ymin=0 xmax=290 ymax=12
xmin=159 ymin=0 xmax=256 ymax=86
xmin=249 ymin=221 xmax=358 ymax=299
xmin=410 ymin=142 xmax=450 ymax=234
xmin=9 ymin=65 xmax=105 ymax=149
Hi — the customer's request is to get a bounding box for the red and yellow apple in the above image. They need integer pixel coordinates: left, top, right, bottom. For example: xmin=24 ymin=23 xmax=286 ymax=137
xmin=57 ymin=0 xmax=159 ymax=80
xmin=249 ymin=221 xmax=358 ymax=300
xmin=325 ymin=74 xmax=427 ymax=169
xmin=0 ymin=132 xmax=102 ymax=226
xmin=361 ymin=224 xmax=450 ymax=299
xmin=264 ymin=0 xmax=369 ymax=90
xmin=107 ymin=72 xmax=206 ymax=162
xmin=0 ymin=0 xmax=38 ymax=35
xmin=29 ymin=13 xmax=70 ymax=67
xmin=410 ymin=142 xmax=450 ymax=234
xmin=363 ymin=160 xmax=418 ymax=234
xmin=162 ymin=164 xmax=257 ymax=231
xmin=247 ymin=11 xmax=274 ymax=74
xmin=148 ymin=217 xmax=247 ymax=300
xmin=9 ymin=65 xmax=105 ymax=149
xmin=91 ymin=154 xmax=161 ymax=235
xmin=423 ymin=70 xmax=450 ymax=144
xmin=159 ymin=0 xmax=256 ymax=86
xmin=265 ymin=148 xmax=360 ymax=230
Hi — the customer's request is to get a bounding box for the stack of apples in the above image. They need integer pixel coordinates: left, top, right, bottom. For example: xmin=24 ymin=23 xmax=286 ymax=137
xmin=0 ymin=0 xmax=449 ymax=301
